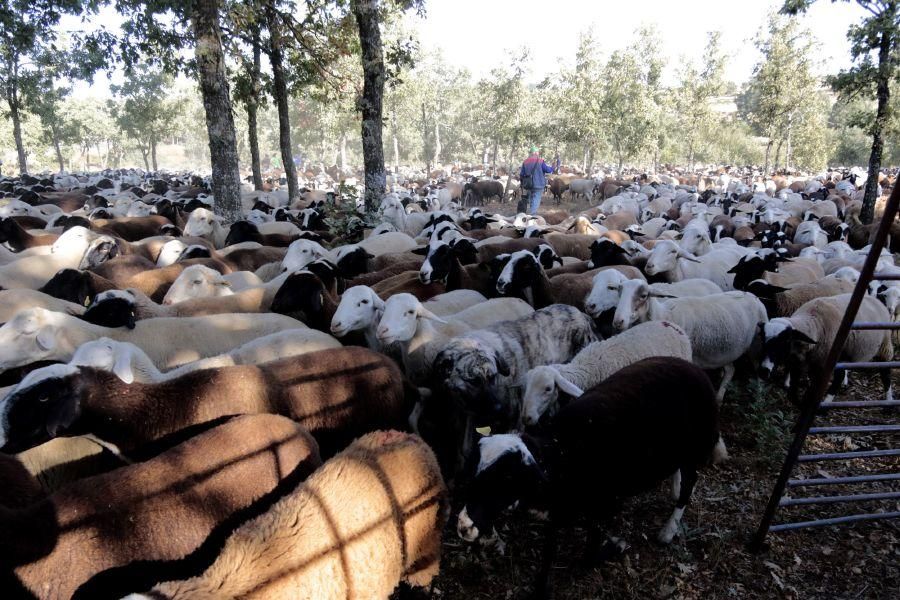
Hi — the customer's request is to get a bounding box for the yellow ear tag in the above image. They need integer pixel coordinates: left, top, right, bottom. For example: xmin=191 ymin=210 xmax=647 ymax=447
xmin=475 ymin=426 xmax=491 ymax=436
xmin=84 ymin=296 xmax=91 ymax=307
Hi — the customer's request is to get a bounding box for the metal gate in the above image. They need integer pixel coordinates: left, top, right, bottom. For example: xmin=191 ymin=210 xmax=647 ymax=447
xmin=751 ymin=181 xmax=900 ymax=550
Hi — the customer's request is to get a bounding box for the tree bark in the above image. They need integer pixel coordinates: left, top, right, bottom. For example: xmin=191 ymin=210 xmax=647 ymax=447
xmin=190 ymin=0 xmax=243 ymax=223
xmin=433 ymin=120 xmax=441 ymax=167
xmin=339 ymin=132 xmax=348 ymax=172
xmin=247 ymin=32 xmax=264 ymax=190
xmin=773 ymin=138 xmax=783 ymax=172
xmin=763 ymin=138 xmax=773 ymax=177
xmin=140 ymin=147 xmax=150 ymax=171
xmin=391 ymin=107 xmax=399 ymax=173
xmin=265 ymin=4 xmax=298 ymax=202
xmin=151 ymin=136 xmax=158 ymax=171
xmin=861 ymin=24 xmax=893 ymax=225
xmin=352 ymin=0 xmax=386 ymax=210
xmin=51 ymin=125 xmax=65 ymax=173
xmin=8 ymin=98 xmax=27 ymax=175
xmin=491 ymin=139 xmax=498 ymax=171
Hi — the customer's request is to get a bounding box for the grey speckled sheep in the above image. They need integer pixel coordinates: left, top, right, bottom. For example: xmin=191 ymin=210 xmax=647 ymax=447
xmin=522 ymin=320 xmax=692 ymax=425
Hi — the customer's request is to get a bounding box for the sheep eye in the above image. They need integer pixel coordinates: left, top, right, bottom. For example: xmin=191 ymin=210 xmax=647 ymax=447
xmin=192 ymin=280 xmax=202 ymax=285
xmin=407 ymin=310 xmax=414 ymax=315
xmin=545 ymin=386 xmax=552 ymax=392
xmin=361 ymin=299 xmax=369 ymax=305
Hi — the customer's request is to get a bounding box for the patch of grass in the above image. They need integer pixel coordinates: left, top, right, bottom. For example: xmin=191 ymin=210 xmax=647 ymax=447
xmin=731 ymin=379 xmax=794 ymax=467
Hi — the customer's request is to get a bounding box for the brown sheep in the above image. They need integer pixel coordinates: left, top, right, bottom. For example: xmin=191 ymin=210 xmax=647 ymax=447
xmin=139 ymin=431 xmax=447 ymax=600
xmin=1 ymin=414 xmax=321 ymax=600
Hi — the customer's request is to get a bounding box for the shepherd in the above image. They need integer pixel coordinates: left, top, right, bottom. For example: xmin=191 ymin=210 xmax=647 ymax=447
xmin=520 ymin=146 xmax=554 ymax=215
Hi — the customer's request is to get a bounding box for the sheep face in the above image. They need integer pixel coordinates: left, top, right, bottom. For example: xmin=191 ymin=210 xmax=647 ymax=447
xmin=39 ymin=269 xmax=95 ymax=307
xmin=644 ymin=240 xmax=683 ymax=277
xmin=588 ymin=239 xmax=628 ymax=269
xmin=496 ymin=251 xmax=541 ymax=296
xmin=183 ymin=208 xmax=219 ymax=238
xmin=457 ymin=434 xmax=544 ymax=544
xmin=0 ymin=364 xmax=82 ymax=453
xmin=433 ymin=342 xmax=510 ymax=419
xmin=0 ymin=309 xmax=65 ymax=370
xmin=680 ymin=226 xmax=711 ymax=256
xmin=246 ymin=209 xmax=271 ymax=225
xmin=163 ymin=265 xmax=232 ymax=305
xmin=156 ymin=240 xmax=189 ymax=267
xmin=71 ymin=338 xmax=135 ymax=383
xmin=334 ymin=246 xmax=372 ymax=278
xmin=83 ymin=293 xmax=137 ymax=329
xmin=282 ymin=239 xmax=328 ymax=273
xmin=377 ymin=294 xmax=445 ymax=345
xmin=759 ymin=319 xmax=816 ymax=379
xmin=270 ymin=272 xmax=328 ymax=329
xmin=533 ymin=244 xmax=562 ymax=269
xmin=727 ymin=254 xmax=783 ymax=291
xmin=612 ymin=279 xmax=655 ymax=332
xmin=330 ymin=286 xmax=383 ymax=337
xmin=419 ymin=243 xmax=452 ymax=285
xmin=224 ymin=221 xmax=261 ymax=247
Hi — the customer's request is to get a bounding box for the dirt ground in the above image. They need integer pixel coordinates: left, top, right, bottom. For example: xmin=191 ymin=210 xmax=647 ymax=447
xmin=430 ymin=196 xmax=899 ymax=599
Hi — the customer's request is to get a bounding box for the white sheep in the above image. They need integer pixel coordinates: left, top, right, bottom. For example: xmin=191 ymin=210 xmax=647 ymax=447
xmin=612 ymin=278 xmax=768 ymax=403
xmin=0 ymin=307 xmax=303 ymax=372
xmin=522 ymin=320 xmax=693 ymax=425
xmin=644 ymin=239 xmax=743 ymax=291
xmin=377 ymin=293 xmax=534 ymax=384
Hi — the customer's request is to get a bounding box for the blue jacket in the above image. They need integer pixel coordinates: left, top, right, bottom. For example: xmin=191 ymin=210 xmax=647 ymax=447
xmin=520 ymin=156 xmax=554 ymax=189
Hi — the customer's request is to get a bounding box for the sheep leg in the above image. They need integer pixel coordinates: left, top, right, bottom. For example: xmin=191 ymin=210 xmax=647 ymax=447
xmin=824 ymin=368 xmax=844 ymax=403
xmin=715 ymin=364 xmax=735 ymax=405
xmin=658 ymin=465 xmax=697 ymax=544
xmin=534 ymin=519 xmax=559 ymax=599
xmin=879 ymin=368 xmax=894 ymax=408
xmin=670 ymin=469 xmax=682 ymax=501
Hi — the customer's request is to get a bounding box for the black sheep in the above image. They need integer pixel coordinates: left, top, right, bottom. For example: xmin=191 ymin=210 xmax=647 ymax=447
xmin=457 ymin=357 xmax=724 ymax=595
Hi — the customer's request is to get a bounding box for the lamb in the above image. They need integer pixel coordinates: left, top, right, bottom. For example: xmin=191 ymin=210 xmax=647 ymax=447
xmin=0 ymin=307 xmax=302 ymax=372
xmin=522 ymin=320 xmax=693 ymax=425
xmin=377 ymin=293 xmax=534 ymax=384
xmin=0 ymin=346 xmax=417 ymax=456
xmin=0 ymin=414 xmax=322 ymax=600
xmin=130 ymin=431 xmax=447 ymax=600
xmin=69 ymin=329 xmax=342 ymax=383
xmin=760 ymin=294 xmax=893 ymax=404
xmin=458 ymin=358 xmax=723 ymax=595
xmin=612 ymin=279 xmax=768 ymax=402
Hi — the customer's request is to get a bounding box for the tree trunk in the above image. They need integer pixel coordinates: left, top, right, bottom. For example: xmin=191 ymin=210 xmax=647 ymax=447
xmin=861 ymin=24 xmax=893 ymax=225
xmin=190 ymin=0 xmax=243 ymax=223
xmin=491 ymin=140 xmax=498 ymax=171
xmin=339 ymin=132 xmax=348 ymax=173
xmin=151 ymin=136 xmax=158 ymax=171
xmin=773 ymin=138 xmax=783 ymax=172
xmin=9 ymin=97 xmax=27 ymax=174
xmin=582 ymin=145 xmax=589 ymax=173
xmin=391 ymin=108 xmax=400 ymax=174
xmin=352 ymin=0 xmax=387 ymax=210
xmin=140 ymin=147 xmax=150 ymax=171
xmin=247 ymin=32 xmax=264 ymax=190
xmin=587 ymin=147 xmax=594 ymax=176
xmin=265 ymin=4 xmax=299 ymax=202
xmin=421 ymin=102 xmax=429 ymax=172
xmin=51 ymin=125 xmax=65 ymax=173
xmin=433 ymin=120 xmax=441 ymax=167
xmin=763 ymin=138 xmax=773 ymax=177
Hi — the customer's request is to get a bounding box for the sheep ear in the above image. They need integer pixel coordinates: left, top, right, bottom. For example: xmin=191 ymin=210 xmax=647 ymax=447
xmin=792 ymin=330 xmax=817 ymax=345
xmin=551 ymin=368 xmax=584 ymax=397
xmin=410 ymin=246 xmax=429 ymax=255
xmin=677 ymin=249 xmax=702 ymax=263
xmin=553 ymin=255 xmax=563 ymax=265
xmin=113 ymin=347 xmax=135 ymax=384
xmin=36 ymin=326 xmax=56 ymax=351
xmin=494 ymin=353 xmax=511 ymax=377
xmin=417 ymin=305 xmax=448 ymax=324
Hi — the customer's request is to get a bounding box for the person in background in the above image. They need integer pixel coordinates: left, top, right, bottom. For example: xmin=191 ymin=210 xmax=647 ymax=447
xmin=520 ymin=146 xmax=554 ymax=214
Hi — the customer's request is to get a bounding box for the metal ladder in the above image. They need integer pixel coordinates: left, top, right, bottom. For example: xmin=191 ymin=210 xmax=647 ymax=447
xmin=751 ymin=181 xmax=900 ymax=550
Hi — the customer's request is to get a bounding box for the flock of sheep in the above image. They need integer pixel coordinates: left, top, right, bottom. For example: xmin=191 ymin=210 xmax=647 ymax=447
xmin=0 ymin=165 xmax=896 ymax=598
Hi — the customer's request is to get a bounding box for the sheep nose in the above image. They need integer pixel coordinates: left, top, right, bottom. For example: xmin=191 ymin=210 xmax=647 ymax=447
xmin=612 ymin=319 xmax=625 ymax=330
xmin=758 ymin=366 xmax=772 ymax=380
xmin=586 ymin=302 xmax=596 ymax=313
xmin=377 ymin=327 xmax=388 ymax=338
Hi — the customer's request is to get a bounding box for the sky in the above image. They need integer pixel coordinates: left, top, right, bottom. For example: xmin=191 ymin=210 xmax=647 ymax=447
xmin=67 ymin=0 xmax=868 ymax=98
xmin=416 ymin=0 xmax=868 ymax=86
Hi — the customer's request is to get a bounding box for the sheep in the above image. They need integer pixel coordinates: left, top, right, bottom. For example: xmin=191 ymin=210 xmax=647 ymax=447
xmin=0 ymin=346 xmax=417 ymax=457
xmin=330 ymin=287 xmax=486 ymax=348
xmin=544 ymin=232 xmax=595 ymax=260
xmin=182 ymin=207 xmax=230 ymax=247
xmin=760 ymin=294 xmax=893 ymax=404
xmin=522 ymin=320 xmax=693 ymax=426
xmin=120 ymin=258 xmax=237 ymax=303
xmin=0 ymin=288 xmax=87 ymax=323
xmin=793 ymin=220 xmax=828 ymax=248
xmin=158 ymin=264 xmax=262 ymax=305
xmin=38 ymin=268 xmax=118 ymax=307
xmin=644 ymin=239 xmax=744 ymax=290
xmin=0 ymin=216 xmax=57 ymax=251
xmin=70 ymin=326 xmax=343 ymax=383
xmin=0 ymin=414 xmax=322 ymax=600
xmin=746 ymin=276 xmax=856 ymax=318
xmin=0 ymin=226 xmax=119 ymax=290
xmin=222 ymin=220 xmax=300 ymax=247
xmin=131 ymin=431 xmax=447 ymax=600
xmin=0 ymin=307 xmax=302 ymax=372
xmin=612 ymin=279 xmax=768 ymax=403
xmin=13 ymin=435 xmax=128 ymax=495
xmin=377 ymin=293 xmax=534 ymax=384
xmin=728 ymin=254 xmax=825 ymax=291
xmin=281 ymin=238 xmax=330 ymax=272
xmin=457 ymin=358 xmax=723 ymax=595
xmin=351 ymin=230 xmax=419 ymax=256
xmin=430 ymin=304 xmax=597 ymax=464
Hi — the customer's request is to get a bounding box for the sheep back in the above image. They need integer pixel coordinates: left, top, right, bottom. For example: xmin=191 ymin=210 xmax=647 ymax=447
xmin=146 ymin=431 xmax=447 ymax=600
xmin=8 ymin=414 xmax=321 ymax=600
